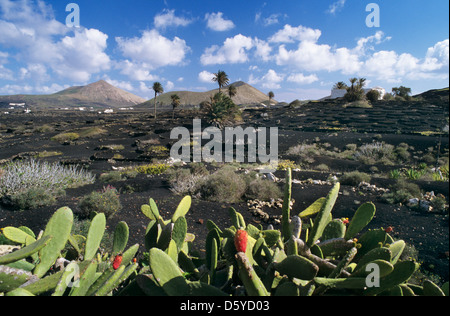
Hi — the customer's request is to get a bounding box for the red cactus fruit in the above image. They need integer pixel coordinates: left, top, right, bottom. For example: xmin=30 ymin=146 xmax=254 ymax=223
xmin=113 ymin=254 xmax=123 ymax=270
xmin=234 ymin=229 xmax=248 ymax=253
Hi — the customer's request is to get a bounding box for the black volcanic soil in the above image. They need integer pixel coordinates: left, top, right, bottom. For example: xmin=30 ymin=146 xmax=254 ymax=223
xmin=0 ymin=97 xmax=448 ymax=283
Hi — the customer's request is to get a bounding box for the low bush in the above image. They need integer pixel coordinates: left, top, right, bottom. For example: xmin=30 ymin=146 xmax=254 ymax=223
xmin=167 ymin=167 xmax=205 ymax=197
xmin=8 ymin=187 xmax=62 ymax=210
xmin=51 ymin=132 xmax=79 ymax=143
xmin=382 ymin=179 xmax=422 ymax=204
xmin=276 ymin=159 xmax=299 ymax=170
xmin=245 ymin=176 xmax=282 ymax=201
xmin=135 ymin=163 xmax=171 ymax=175
xmin=315 ymin=163 xmax=330 ymax=172
xmin=99 ymin=171 xmax=123 ymax=183
xmin=366 ymin=89 xmax=381 ymax=102
xmin=342 ymin=100 xmax=372 ymax=108
xmin=78 ymin=185 xmax=122 ymax=219
xmin=77 ymin=127 xmax=107 ymax=138
xmin=354 ymin=142 xmax=396 ymax=164
xmin=193 ymin=166 xmax=282 ymax=203
xmin=198 ymin=166 xmax=247 ymax=203
xmin=0 ymin=159 xmax=95 ymax=209
xmin=339 ymin=171 xmax=371 ymax=186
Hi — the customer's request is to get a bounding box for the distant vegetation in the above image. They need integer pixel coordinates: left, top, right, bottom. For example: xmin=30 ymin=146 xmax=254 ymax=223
xmin=0 ymin=159 xmax=95 ymax=210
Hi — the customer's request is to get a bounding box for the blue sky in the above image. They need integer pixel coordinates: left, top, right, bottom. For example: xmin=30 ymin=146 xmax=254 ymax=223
xmin=0 ymin=0 xmax=448 ymax=101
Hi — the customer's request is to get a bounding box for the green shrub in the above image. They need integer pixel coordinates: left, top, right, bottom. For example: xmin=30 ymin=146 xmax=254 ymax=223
xmin=404 ymin=168 xmax=425 ymax=180
xmin=354 ymin=142 xmax=395 ymax=164
xmin=34 ymin=124 xmax=54 ymax=133
xmin=167 ymin=168 xmax=205 ymax=197
xmin=77 ymin=127 xmax=107 ymax=138
xmin=135 ymin=163 xmax=171 ymax=175
xmin=35 ymin=151 xmax=63 ymax=158
xmin=99 ymin=171 xmax=123 ymax=183
xmin=245 ymin=176 xmax=282 ymax=201
xmin=0 ymin=159 xmax=94 ymax=208
xmin=339 ymin=171 xmax=371 ymax=186
xmin=9 ymin=187 xmax=61 ymax=210
xmin=198 ymin=166 xmax=247 ymax=203
xmin=366 ymin=89 xmax=381 ymax=102
xmin=395 ymin=146 xmax=411 ymax=162
xmin=277 ymin=159 xmax=300 ymax=170
xmin=146 ymin=146 xmax=169 ymax=157
xmin=78 ymin=186 xmax=122 ymax=218
xmin=342 ymin=100 xmax=372 ymax=108
xmin=389 ymin=169 xmax=401 ymax=179
xmin=315 ymin=163 xmax=330 ymax=172
xmin=51 ymin=132 xmax=79 ymax=143
xmin=382 ymin=179 xmax=422 ymax=204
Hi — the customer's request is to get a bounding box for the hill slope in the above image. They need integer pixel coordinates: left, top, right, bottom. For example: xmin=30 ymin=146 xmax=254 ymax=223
xmin=0 ymin=80 xmax=146 ymax=109
xmin=138 ymin=81 xmax=275 ymax=108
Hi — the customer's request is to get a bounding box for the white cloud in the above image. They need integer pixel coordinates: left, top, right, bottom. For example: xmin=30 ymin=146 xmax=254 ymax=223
xmin=249 ymin=69 xmax=284 ymax=90
xmin=261 ymin=69 xmax=284 ymax=89
xmin=269 ymin=24 xmax=321 ymax=43
xmin=254 ymin=38 xmax=272 ymax=61
xmin=165 ymin=80 xmax=175 ymax=91
xmin=19 ymin=63 xmax=49 ymax=82
xmin=422 ymin=39 xmax=449 ymax=72
xmin=198 ymin=70 xmax=214 ymax=83
xmin=326 ymin=0 xmax=346 ymax=15
xmin=205 ymin=12 xmax=235 ymax=31
xmin=360 ymin=39 xmax=449 ymax=82
xmin=354 ymin=31 xmax=391 ymax=54
xmin=37 ymin=83 xmax=69 ymax=94
xmin=116 ymin=29 xmax=190 ymax=70
xmin=116 ymin=60 xmax=159 ymax=82
xmin=154 ymin=9 xmax=193 ymax=29
xmin=0 ymin=64 xmax=13 ymax=80
xmin=103 ymin=76 xmax=135 ymax=92
xmin=0 ymin=0 xmax=110 ymax=83
xmin=200 ymin=34 xmax=253 ymax=65
xmin=0 ymin=84 xmax=33 ymax=95
xmin=0 ymin=51 xmax=13 ymax=80
xmin=52 ymin=28 xmax=111 ymax=82
xmin=138 ymin=81 xmax=153 ymax=97
xmin=287 ymin=73 xmax=319 ymax=84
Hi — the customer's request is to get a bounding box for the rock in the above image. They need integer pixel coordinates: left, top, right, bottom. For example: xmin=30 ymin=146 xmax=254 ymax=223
xmin=407 ymin=198 xmax=419 ymax=206
xmin=264 ymin=172 xmax=278 ymax=182
xmin=0 ymin=245 xmax=20 ymax=256
xmin=419 ymin=200 xmax=432 ymax=212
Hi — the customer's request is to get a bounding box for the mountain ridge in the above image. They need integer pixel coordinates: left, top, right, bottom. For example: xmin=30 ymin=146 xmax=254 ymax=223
xmin=0 ymin=80 xmax=146 ymax=109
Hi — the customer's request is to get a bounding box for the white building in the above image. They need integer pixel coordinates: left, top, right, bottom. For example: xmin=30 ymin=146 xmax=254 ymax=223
xmin=328 ymin=86 xmax=386 ymax=100
xmin=330 ymin=89 xmax=347 ymax=99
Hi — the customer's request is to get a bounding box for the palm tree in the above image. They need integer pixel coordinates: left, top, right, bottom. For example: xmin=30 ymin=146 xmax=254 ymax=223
xmin=349 ymin=78 xmax=358 ymax=90
xmin=357 ymin=78 xmax=367 ymax=89
xmin=268 ymin=91 xmax=275 ymax=104
xmin=152 ymin=82 xmax=164 ymax=119
xmin=212 ymin=70 xmax=230 ymax=94
xmin=171 ymin=94 xmax=181 ymax=119
xmin=228 ymin=85 xmax=237 ymax=98
xmin=333 ymin=81 xmax=348 ymax=90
